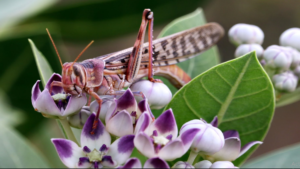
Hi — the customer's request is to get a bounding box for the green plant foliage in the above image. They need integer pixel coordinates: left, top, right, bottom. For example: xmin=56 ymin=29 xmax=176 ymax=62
xmin=151 ymin=8 xmax=221 ymax=117
xmin=165 ymin=52 xmax=275 ymax=166
xmin=0 ymin=125 xmax=50 ymax=168
xmin=276 ymin=88 xmax=300 ymax=107
xmin=243 ymin=143 xmax=300 ymax=168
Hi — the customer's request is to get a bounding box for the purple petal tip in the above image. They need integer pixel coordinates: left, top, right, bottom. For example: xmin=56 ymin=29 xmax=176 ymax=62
xmin=118 ymin=135 xmax=135 ymax=153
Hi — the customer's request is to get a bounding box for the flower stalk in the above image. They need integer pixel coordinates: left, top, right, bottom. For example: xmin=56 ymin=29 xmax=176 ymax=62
xmin=57 ymin=119 xmax=79 ymax=146
xmin=187 ymin=151 xmax=198 ymax=164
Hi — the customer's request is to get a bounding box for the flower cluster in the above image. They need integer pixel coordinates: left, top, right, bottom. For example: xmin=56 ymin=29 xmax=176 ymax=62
xmin=229 ymin=24 xmax=300 ymax=93
xmin=32 ymin=76 xmax=262 ymax=168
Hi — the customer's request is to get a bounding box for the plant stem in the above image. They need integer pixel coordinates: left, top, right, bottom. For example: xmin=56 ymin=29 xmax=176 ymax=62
xmin=56 ymin=119 xmax=79 ymax=146
xmin=187 ymin=151 xmax=198 ymax=164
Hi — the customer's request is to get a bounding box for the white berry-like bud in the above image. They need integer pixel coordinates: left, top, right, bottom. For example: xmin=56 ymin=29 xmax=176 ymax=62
xmin=68 ymin=106 xmax=91 ymax=129
xmin=285 ymin=47 xmax=300 ymax=68
xmin=235 ymin=44 xmax=264 ymax=58
xmin=194 ymin=160 xmax=212 ymax=168
xmin=130 ymin=79 xmax=172 ymax=109
xmin=263 ymin=45 xmax=292 ymax=70
xmin=280 ymin=28 xmax=300 ymax=51
xmin=210 ymin=161 xmax=237 ymax=168
xmin=90 ymin=98 xmax=115 ymax=122
xmin=228 ymin=23 xmax=264 ymax=46
xmin=273 ymin=72 xmax=298 ymax=92
xmin=180 ymin=119 xmax=224 ymax=155
xmin=294 ymin=66 xmax=300 ymax=78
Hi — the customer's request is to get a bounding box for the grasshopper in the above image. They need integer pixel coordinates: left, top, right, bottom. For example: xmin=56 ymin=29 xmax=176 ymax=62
xmin=47 ymin=9 xmax=224 ymax=134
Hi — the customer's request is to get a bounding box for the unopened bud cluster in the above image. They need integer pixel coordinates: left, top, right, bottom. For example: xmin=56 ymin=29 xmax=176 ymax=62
xmin=229 ymin=24 xmax=300 ymax=92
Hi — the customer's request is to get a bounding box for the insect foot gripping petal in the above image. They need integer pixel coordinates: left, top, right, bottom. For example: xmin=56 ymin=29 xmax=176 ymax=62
xmin=130 ymin=79 xmax=172 ymax=109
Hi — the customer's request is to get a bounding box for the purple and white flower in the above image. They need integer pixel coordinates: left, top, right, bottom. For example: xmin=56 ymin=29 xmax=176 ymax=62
xmin=68 ymin=106 xmax=91 ymax=128
xmin=209 ymin=130 xmax=262 ymax=162
xmin=234 ymin=44 xmax=264 ymax=59
xmin=280 ymin=27 xmax=300 ymax=51
xmin=228 ymin=23 xmax=264 ymax=46
xmin=194 ymin=160 xmax=238 ymax=168
xmin=263 ymin=45 xmax=292 ymax=70
xmin=180 ymin=117 xmax=224 ymax=155
xmin=130 ymin=79 xmax=172 ymax=109
xmin=118 ymin=157 xmax=170 ymax=168
xmin=134 ymin=109 xmax=200 ymax=161
xmin=52 ymin=113 xmax=135 ymax=168
xmin=172 ymin=161 xmax=194 ymax=168
xmin=91 ymin=89 xmax=154 ymax=137
xmin=273 ymin=71 xmax=298 ymax=92
xmin=31 ymin=73 xmax=87 ymax=118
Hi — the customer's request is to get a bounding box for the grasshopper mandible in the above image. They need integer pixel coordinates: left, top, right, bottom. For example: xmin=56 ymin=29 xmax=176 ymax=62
xmin=47 ymin=9 xmax=224 ymax=134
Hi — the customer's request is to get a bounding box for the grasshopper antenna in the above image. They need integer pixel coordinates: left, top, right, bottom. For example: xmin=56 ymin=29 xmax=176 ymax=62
xmin=46 ymin=28 xmax=63 ymax=67
xmin=72 ymin=40 xmax=94 ymax=65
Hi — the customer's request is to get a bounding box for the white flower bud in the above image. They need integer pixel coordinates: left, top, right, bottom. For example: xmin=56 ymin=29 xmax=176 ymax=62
xmin=210 ymin=161 xmax=237 ymax=168
xmin=280 ymin=28 xmax=300 ymax=51
xmin=234 ymin=44 xmax=264 ymax=58
xmin=285 ymin=47 xmax=300 ymax=68
xmin=180 ymin=119 xmax=224 ymax=155
xmin=68 ymin=106 xmax=91 ymax=129
xmin=194 ymin=160 xmax=212 ymax=168
xmin=263 ymin=45 xmax=292 ymax=70
xmin=172 ymin=161 xmax=194 ymax=168
xmin=273 ymin=72 xmax=298 ymax=92
xmin=228 ymin=23 xmax=264 ymax=46
xmin=130 ymin=79 xmax=172 ymax=109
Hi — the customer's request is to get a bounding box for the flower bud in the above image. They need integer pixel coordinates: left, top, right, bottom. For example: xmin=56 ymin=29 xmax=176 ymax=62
xmin=172 ymin=161 xmax=194 ymax=168
xmin=180 ymin=119 xmax=224 ymax=155
xmin=280 ymin=28 xmax=300 ymax=51
xmin=285 ymin=47 xmax=300 ymax=68
xmin=273 ymin=72 xmax=298 ymax=92
xmin=228 ymin=23 xmax=264 ymax=46
xmin=210 ymin=161 xmax=237 ymax=168
xmin=263 ymin=45 xmax=292 ymax=70
xmin=234 ymin=44 xmax=264 ymax=59
xmin=194 ymin=160 xmax=212 ymax=168
xmin=130 ymin=79 xmax=172 ymax=109
xmin=90 ymin=98 xmax=115 ymax=122
xmin=68 ymin=106 xmax=91 ymax=128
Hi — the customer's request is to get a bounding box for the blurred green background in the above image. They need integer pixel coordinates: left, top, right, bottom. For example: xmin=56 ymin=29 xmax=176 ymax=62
xmin=1 ymin=0 xmax=300 ymax=168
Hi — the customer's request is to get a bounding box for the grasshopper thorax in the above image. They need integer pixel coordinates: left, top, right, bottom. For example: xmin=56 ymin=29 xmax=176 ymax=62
xmin=62 ymin=62 xmax=86 ymax=95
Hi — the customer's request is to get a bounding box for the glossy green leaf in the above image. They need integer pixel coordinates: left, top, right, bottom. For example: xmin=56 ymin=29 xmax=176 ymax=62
xmin=0 ymin=0 xmax=56 ymax=30
xmin=152 ymin=8 xmax=221 ymax=117
xmin=165 ymin=52 xmax=275 ymax=166
xmin=243 ymin=143 xmax=300 ymax=168
xmin=0 ymin=90 xmax=24 ymax=126
xmin=28 ymin=39 xmax=53 ymax=86
xmin=0 ymin=124 xmax=50 ymax=168
xmin=276 ymin=88 xmax=300 ymax=107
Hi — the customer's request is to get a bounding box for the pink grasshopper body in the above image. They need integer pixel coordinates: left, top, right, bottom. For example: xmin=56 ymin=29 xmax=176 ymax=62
xmin=48 ymin=9 xmax=224 ymax=134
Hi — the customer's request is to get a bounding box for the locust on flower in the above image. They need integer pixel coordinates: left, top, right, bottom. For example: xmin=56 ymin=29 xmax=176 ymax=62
xmin=46 ymin=9 xmax=224 ymax=134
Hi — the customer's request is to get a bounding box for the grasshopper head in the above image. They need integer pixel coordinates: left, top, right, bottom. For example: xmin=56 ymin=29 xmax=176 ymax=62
xmin=62 ymin=62 xmax=86 ymax=95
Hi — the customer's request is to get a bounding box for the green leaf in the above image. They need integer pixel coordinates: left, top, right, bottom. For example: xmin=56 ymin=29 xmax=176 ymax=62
xmin=28 ymin=39 xmax=53 ymax=86
xmin=151 ymin=8 xmax=221 ymax=117
xmin=0 ymin=0 xmax=56 ymax=30
xmin=0 ymin=90 xmax=24 ymax=126
xmin=158 ymin=8 xmax=220 ymax=78
xmin=276 ymin=88 xmax=300 ymax=107
xmin=165 ymin=52 xmax=275 ymax=166
xmin=0 ymin=124 xmax=50 ymax=168
xmin=243 ymin=143 xmax=300 ymax=168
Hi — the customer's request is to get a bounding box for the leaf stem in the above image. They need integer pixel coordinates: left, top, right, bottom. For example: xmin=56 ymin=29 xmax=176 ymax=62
xmin=56 ymin=119 xmax=79 ymax=146
xmin=187 ymin=151 xmax=198 ymax=164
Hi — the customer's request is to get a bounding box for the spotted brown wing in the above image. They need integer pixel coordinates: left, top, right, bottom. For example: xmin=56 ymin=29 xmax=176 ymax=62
xmin=98 ymin=22 xmax=224 ymax=74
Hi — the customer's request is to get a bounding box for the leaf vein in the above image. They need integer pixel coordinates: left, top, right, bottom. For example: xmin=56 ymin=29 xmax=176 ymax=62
xmin=233 ymin=87 xmax=268 ymax=99
xmin=200 ymin=76 xmax=223 ymax=104
xmin=239 ymin=124 xmax=268 ymax=136
xmin=216 ymin=69 xmax=233 ymax=87
xmin=182 ymin=88 xmax=201 ymax=119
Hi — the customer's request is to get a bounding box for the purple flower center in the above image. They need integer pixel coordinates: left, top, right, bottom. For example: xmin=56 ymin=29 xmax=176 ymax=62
xmin=52 ymin=93 xmax=71 ymax=111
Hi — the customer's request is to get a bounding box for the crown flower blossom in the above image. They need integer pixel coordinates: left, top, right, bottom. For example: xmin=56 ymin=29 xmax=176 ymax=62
xmin=134 ymin=109 xmax=200 ymax=161
xmin=180 ymin=116 xmax=225 ymax=155
xmin=52 ymin=113 xmax=135 ymax=168
xmin=208 ymin=130 xmax=262 ymax=162
xmin=31 ymin=73 xmax=87 ymax=118
xmin=90 ymin=89 xmax=154 ymax=137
